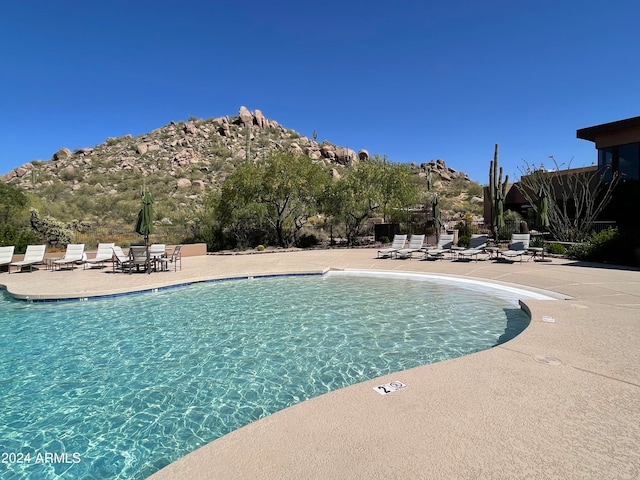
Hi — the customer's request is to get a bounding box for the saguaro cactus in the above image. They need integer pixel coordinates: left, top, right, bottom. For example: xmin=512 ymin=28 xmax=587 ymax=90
xmin=489 ymin=144 xmax=508 ymax=233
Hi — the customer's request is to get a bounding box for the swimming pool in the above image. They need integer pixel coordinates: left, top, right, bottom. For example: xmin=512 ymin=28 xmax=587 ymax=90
xmin=0 ymin=271 xmax=546 ymax=479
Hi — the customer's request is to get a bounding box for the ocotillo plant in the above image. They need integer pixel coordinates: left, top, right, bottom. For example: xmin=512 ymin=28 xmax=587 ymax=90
xmin=489 ymin=143 xmax=508 ymax=233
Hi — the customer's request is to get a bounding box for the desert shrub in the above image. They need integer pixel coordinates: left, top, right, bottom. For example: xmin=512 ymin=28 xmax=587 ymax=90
xmin=547 ymin=243 xmax=566 ymax=255
xmin=256 ymin=245 xmax=265 ymax=251
xmin=458 ymin=235 xmax=470 ymax=248
xmin=379 ymin=236 xmax=390 ymax=244
xmin=566 ymin=242 xmax=591 ymax=260
xmin=455 ymin=216 xmax=474 ymax=239
xmin=530 ymin=235 xmax=544 ymax=248
xmin=295 ymin=233 xmax=319 ymax=249
xmin=567 ymin=228 xmax=620 ymax=262
xmin=0 ymin=224 xmax=40 ymax=253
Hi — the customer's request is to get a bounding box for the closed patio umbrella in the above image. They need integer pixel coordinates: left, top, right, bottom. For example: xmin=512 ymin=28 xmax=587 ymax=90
xmin=432 ymin=194 xmax=442 ymax=239
xmin=536 ymin=187 xmax=550 ymax=230
xmin=135 ymin=190 xmax=154 ymax=273
xmin=495 ymin=188 xmax=505 ymax=230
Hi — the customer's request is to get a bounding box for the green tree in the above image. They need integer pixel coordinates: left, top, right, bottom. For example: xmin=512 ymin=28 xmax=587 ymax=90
xmin=0 ymin=183 xmax=39 ymax=251
xmin=516 ymin=158 xmax=619 ymax=242
xmin=215 ymin=161 xmax=266 ymax=248
xmin=0 ymin=182 xmax=29 ymax=224
xmin=323 ymin=158 xmax=418 ymax=245
xmin=214 ymin=152 xmax=329 ymax=248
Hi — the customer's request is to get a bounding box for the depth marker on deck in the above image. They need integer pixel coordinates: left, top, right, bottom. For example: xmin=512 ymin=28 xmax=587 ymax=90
xmin=374 ymin=381 xmax=408 ymax=395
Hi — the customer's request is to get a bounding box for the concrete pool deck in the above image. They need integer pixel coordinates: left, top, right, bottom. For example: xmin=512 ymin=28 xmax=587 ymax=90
xmin=1 ymin=249 xmax=639 ymax=479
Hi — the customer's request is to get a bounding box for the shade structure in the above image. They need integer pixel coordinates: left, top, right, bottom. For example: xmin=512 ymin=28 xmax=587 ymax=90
xmin=135 ymin=191 xmax=154 ymax=245
xmin=495 ymin=188 xmax=505 ymax=230
xmin=432 ymin=194 xmax=442 ymax=233
xmin=536 ymin=187 xmax=550 ymax=229
xmin=135 ymin=190 xmax=154 ymax=273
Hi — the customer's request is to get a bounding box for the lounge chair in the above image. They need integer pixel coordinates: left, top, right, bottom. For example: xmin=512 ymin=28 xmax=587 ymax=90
xmin=422 ymin=234 xmax=454 ymax=260
xmin=9 ymin=244 xmax=46 ymax=273
xmin=149 ymin=244 xmax=166 ymax=271
xmin=395 ymin=235 xmax=425 ymax=259
xmin=0 ymin=246 xmax=15 ymax=272
xmin=112 ymin=246 xmax=133 ymax=273
xmin=84 ymin=242 xmax=115 ymax=269
xmin=53 ymin=244 xmax=85 ymax=270
xmin=498 ymin=234 xmax=531 ymax=263
xmin=159 ymin=244 xmax=182 ymax=271
xmin=457 ymin=234 xmax=489 ymax=262
xmin=377 ymin=234 xmax=407 ymax=259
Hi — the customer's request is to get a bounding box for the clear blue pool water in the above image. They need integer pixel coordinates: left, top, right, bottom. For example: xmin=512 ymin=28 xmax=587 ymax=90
xmin=0 ymin=272 xmax=533 ymax=479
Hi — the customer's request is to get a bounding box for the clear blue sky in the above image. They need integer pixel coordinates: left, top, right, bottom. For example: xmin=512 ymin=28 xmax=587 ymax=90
xmin=1 ymin=0 xmax=638 ymax=183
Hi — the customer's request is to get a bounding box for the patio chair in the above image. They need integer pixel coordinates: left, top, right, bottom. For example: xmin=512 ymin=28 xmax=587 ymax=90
xmin=53 ymin=244 xmax=85 ymax=270
xmin=9 ymin=245 xmax=46 ymax=273
xmin=395 ymin=235 xmax=425 ymax=259
xmin=159 ymin=244 xmax=183 ymax=271
xmin=112 ymin=246 xmax=133 ymax=273
xmin=0 ymin=246 xmax=15 ymax=273
xmin=377 ymin=234 xmax=407 ymax=259
xmin=129 ymin=245 xmax=151 ymax=273
xmin=422 ymin=234 xmax=454 ymax=260
xmin=84 ymin=242 xmax=115 ymax=269
xmin=148 ymin=244 xmax=166 ymax=271
xmin=457 ymin=234 xmax=489 ymax=262
xmin=498 ymin=234 xmax=531 ymax=263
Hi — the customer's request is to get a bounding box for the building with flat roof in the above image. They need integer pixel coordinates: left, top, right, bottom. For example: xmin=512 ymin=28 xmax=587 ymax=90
xmin=577 ymin=116 xmax=640 ymax=229
xmin=485 ymin=116 xmax=640 ymax=234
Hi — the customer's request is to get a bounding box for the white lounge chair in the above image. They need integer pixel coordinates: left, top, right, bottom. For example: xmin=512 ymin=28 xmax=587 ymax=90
xmin=9 ymin=244 xmax=46 ymax=273
xmin=498 ymin=234 xmax=531 ymax=263
xmin=0 ymin=246 xmax=15 ymax=272
xmin=395 ymin=235 xmax=425 ymax=259
xmin=148 ymin=244 xmax=166 ymax=271
xmin=377 ymin=234 xmax=407 ymax=259
xmin=84 ymin=242 xmax=115 ymax=269
xmin=53 ymin=244 xmax=85 ymax=270
xmin=457 ymin=234 xmax=489 ymax=262
xmin=112 ymin=246 xmax=133 ymax=273
xmin=422 ymin=234 xmax=454 ymax=260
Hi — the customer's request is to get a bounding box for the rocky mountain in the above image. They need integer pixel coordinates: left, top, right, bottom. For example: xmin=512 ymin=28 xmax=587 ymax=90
xmin=2 ymin=106 xmax=482 ymax=235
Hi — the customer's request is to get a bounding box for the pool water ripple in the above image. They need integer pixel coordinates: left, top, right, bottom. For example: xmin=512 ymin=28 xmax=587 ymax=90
xmin=0 ymin=274 xmax=531 ymax=479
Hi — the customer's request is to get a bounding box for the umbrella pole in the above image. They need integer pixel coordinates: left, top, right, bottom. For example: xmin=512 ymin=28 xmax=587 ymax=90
xmin=145 ymin=234 xmax=151 ymax=274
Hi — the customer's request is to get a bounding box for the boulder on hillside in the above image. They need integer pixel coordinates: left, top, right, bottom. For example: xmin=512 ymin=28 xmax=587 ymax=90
xmin=184 ymin=122 xmax=197 ymax=134
xmin=10 ymin=166 xmax=31 ymax=179
xmin=289 ymin=143 xmax=303 ymax=154
xmin=219 ymin=123 xmax=231 ymax=137
xmin=335 ymin=147 xmax=357 ymax=166
xmin=254 ymin=109 xmax=266 ymax=128
xmin=137 ymin=143 xmax=148 ymax=155
xmin=238 ymin=106 xmax=253 ymax=126
xmin=52 ymin=148 xmax=72 ymax=161
xmin=173 ymin=149 xmax=193 ymax=167
xmin=320 ymin=144 xmax=336 ymax=160
xmin=176 ymin=178 xmax=192 ymax=189
xmin=192 ymin=180 xmax=206 ymax=192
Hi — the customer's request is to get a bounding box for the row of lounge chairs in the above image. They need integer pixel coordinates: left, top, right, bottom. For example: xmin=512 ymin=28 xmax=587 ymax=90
xmin=0 ymin=243 xmax=182 ymax=274
xmin=378 ymin=233 xmax=532 ymax=262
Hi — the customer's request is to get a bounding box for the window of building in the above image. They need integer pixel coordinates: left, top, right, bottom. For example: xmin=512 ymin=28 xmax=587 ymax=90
xmin=597 ymin=142 xmax=640 ymax=182
xmin=598 ymin=147 xmax=614 ymax=182
xmin=618 ymin=142 xmax=640 ymax=181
